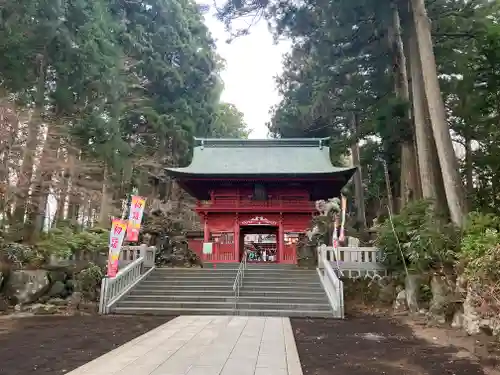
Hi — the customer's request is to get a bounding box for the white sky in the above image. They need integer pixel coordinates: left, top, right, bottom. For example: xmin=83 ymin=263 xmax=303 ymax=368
xmin=200 ymin=4 xmax=291 ymax=139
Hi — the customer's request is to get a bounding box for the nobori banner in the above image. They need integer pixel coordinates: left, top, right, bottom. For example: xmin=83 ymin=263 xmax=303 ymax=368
xmin=107 ymin=218 xmax=127 ymax=277
xmin=127 ymin=195 xmax=146 ymax=242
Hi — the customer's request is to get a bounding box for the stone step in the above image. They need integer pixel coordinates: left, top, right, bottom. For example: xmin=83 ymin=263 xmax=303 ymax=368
xmin=115 ymin=300 xmax=332 ymax=312
xmin=112 ymin=306 xmax=333 ymax=317
xmin=152 ymin=269 xmax=314 ymax=276
xmin=129 ymin=288 xmax=325 ymax=297
xmin=140 ymin=279 xmax=235 ymax=285
xmin=133 ymin=284 xmax=233 ymax=291
xmin=123 ymin=294 xmax=328 ymax=304
xmin=202 ymin=263 xmax=300 ymax=270
xmin=133 ymin=285 xmax=322 ymax=293
xmin=147 ymin=273 xmax=318 ymax=280
xmin=140 ymin=279 xmax=320 ymax=287
xmin=129 ymin=288 xmax=233 ymax=296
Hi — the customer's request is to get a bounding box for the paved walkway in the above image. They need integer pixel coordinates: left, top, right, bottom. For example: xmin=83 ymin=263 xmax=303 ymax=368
xmin=68 ymin=316 xmax=303 ymax=375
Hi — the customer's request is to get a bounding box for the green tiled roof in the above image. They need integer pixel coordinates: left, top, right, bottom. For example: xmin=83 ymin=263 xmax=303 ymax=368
xmin=166 ymin=138 xmax=356 ymax=178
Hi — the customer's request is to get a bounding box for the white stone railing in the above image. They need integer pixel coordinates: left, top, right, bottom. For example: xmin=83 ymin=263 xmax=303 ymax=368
xmin=317 ymin=245 xmax=387 ymax=278
xmin=98 ymin=255 xmax=156 ymax=314
xmin=119 ymin=245 xmax=156 ymax=268
xmin=317 ymin=253 xmax=344 ymax=318
xmin=49 ymin=250 xmax=106 ymax=267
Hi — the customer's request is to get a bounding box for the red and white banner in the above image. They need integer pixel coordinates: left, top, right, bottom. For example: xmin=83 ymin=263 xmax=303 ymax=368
xmin=107 ymin=218 xmax=128 ymax=277
xmin=126 ymin=195 xmax=146 ymax=242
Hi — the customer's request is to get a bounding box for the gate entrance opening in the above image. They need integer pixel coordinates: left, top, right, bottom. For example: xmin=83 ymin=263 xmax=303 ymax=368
xmin=240 ymin=225 xmax=278 ymax=263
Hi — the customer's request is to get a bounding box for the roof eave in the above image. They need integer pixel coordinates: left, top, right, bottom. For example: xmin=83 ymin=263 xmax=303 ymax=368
xmin=165 ymin=167 xmax=357 ymax=180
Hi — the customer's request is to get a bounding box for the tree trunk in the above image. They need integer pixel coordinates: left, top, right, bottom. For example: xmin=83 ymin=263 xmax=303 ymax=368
xmin=408 ymin=15 xmax=447 ymax=213
xmin=391 ymin=2 xmax=420 ymax=207
xmin=13 ymin=55 xmax=47 ymax=229
xmin=350 ymin=113 xmax=367 ymax=229
xmin=99 ymin=163 xmax=111 ymax=226
xmin=410 ymin=0 xmax=467 ymax=226
xmin=464 ymin=136 xmax=474 ymax=206
xmin=26 ymin=126 xmax=60 ymax=241
xmin=67 ymin=151 xmax=82 ymax=227
xmin=13 ymin=116 xmax=40 ymax=227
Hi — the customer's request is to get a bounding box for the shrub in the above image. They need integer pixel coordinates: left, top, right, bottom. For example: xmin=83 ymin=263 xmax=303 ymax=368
xmin=35 ymin=227 xmax=109 ymax=259
xmin=0 ymin=242 xmax=45 ymax=268
xmin=375 ymin=200 xmax=460 ymax=274
xmin=460 ymin=211 xmax=500 ymax=282
xmin=75 ymin=262 xmax=104 ymax=301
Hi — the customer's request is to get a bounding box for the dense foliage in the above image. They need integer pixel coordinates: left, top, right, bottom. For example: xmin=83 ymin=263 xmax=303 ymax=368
xmin=375 ymin=200 xmax=460 ymax=273
xmin=0 ymin=0 xmax=249 ymax=242
xmin=216 ymin=0 xmax=500 ymax=229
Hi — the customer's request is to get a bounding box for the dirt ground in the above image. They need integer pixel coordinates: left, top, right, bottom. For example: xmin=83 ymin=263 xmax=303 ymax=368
xmin=291 ymin=314 xmax=500 ymax=375
xmin=0 ymin=315 xmax=174 ymax=375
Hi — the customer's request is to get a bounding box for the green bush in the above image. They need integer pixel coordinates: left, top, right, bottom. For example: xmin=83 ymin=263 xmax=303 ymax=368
xmin=460 ymin=211 xmax=500 ymax=282
xmin=75 ymin=262 xmax=105 ymax=300
xmin=375 ymin=200 xmax=460 ymax=273
xmin=0 ymin=242 xmax=45 ymax=267
xmin=35 ymin=227 xmax=109 ymax=258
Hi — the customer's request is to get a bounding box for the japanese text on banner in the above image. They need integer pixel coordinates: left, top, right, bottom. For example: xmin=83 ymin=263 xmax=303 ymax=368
xmin=126 ymin=195 xmax=146 ymax=242
xmin=107 ymin=218 xmax=127 ymax=277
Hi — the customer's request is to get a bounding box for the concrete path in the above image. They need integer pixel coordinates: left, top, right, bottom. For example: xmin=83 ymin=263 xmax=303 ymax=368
xmin=68 ymin=316 xmax=303 ymax=375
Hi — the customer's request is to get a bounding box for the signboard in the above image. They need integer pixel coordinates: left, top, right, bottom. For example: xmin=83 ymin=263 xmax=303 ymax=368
xmin=107 ymin=218 xmax=127 ymax=277
xmin=126 ymin=195 xmax=146 ymax=242
xmin=202 ymin=242 xmax=213 ymax=255
xmin=240 ymin=216 xmax=277 ymax=226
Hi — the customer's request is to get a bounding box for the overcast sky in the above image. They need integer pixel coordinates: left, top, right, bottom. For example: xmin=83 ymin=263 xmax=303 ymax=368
xmin=200 ymin=4 xmax=291 ymax=139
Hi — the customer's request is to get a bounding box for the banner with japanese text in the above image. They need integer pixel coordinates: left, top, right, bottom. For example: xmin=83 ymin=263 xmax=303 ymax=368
xmin=126 ymin=195 xmax=146 ymax=242
xmin=107 ymin=218 xmax=127 ymax=277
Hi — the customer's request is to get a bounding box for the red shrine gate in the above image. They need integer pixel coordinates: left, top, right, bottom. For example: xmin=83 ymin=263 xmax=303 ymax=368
xmin=165 ymin=138 xmax=356 ymax=264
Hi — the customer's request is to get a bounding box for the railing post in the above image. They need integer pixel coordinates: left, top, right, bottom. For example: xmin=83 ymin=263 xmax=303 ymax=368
xmin=99 ymin=277 xmax=109 ymax=314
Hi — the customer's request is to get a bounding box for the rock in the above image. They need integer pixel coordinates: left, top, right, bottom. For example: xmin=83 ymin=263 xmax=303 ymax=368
xmin=65 ymin=279 xmax=75 ymax=292
xmin=49 ymin=270 xmax=68 ymax=283
xmin=68 ymin=292 xmax=83 ymax=309
xmin=5 ymin=270 xmax=51 ymax=305
xmin=405 ymin=274 xmax=421 ymax=313
xmin=48 ymin=297 xmax=68 ymax=306
xmin=429 ymin=273 xmax=457 ymax=322
xmin=0 ymin=262 xmax=10 ymax=292
xmin=393 ymin=289 xmax=408 ymax=313
xmin=38 ymin=295 xmax=51 ymax=303
xmin=452 ymin=309 xmax=464 ymax=329
xmin=48 ymin=281 xmax=67 ymax=297
xmin=461 ymin=283 xmax=500 ymax=336
xmin=0 ymin=295 xmax=8 ymax=312
xmin=156 ymin=236 xmax=203 ymax=268
xmin=29 ymin=303 xmax=58 ymax=315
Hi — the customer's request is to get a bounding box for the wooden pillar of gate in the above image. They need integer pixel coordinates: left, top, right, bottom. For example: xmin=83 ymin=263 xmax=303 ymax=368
xmin=234 ymin=214 xmax=240 ymax=262
xmin=278 ymin=216 xmax=284 ymax=263
xmin=203 ymin=214 xmax=209 ymax=243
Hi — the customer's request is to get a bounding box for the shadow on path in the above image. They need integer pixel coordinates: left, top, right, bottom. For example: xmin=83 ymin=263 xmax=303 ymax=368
xmin=0 ymin=315 xmax=174 ymax=375
xmin=291 ymin=315 xmax=494 ymax=375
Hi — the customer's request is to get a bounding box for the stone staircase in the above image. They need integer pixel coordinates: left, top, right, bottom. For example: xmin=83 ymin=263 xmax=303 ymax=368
xmin=112 ymin=263 xmax=333 ymax=317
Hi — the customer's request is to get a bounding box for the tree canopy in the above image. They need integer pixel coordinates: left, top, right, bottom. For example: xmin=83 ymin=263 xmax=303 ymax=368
xmin=0 ymin=0 xmax=249 ymax=240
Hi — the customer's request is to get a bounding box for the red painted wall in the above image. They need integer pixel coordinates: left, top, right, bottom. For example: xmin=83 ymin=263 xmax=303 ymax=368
xmin=207 ymin=212 xmax=235 ymax=232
